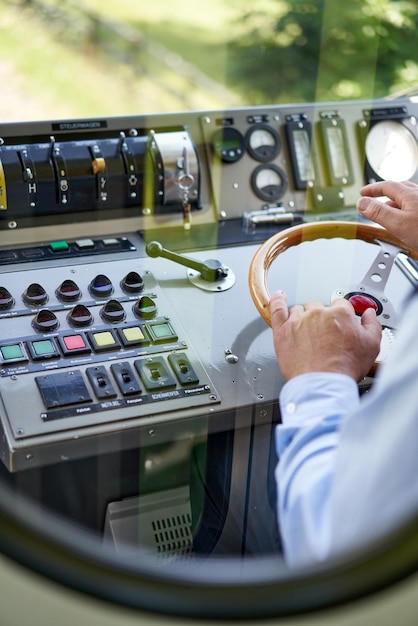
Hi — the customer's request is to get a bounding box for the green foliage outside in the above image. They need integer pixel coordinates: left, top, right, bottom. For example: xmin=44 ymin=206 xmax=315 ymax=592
xmin=1 ymin=0 xmax=418 ymax=122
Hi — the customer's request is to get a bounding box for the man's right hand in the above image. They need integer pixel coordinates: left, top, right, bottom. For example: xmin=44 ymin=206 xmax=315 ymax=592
xmin=270 ymin=291 xmax=382 ymax=382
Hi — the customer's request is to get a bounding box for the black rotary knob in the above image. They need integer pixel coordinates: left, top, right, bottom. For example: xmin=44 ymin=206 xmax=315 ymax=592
xmin=56 ymin=279 xmax=81 ymax=302
xmin=32 ymin=309 xmax=59 ymax=331
xmin=121 ymin=271 xmax=144 ymax=294
xmin=100 ymin=299 xmax=126 ymax=323
xmin=23 ymin=283 xmax=48 ymax=306
xmin=133 ymin=295 xmax=157 ymax=319
xmin=0 ymin=286 xmax=14 ymax=310
xmin=88 ymin=274 xmax=113 ymax=298
xmin=67 ymin=304 xmax=93 ymax=327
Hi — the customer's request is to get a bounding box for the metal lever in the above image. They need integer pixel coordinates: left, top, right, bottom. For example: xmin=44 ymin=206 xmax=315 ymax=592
xmin=145 ymin=241 xmax=229 ymax=283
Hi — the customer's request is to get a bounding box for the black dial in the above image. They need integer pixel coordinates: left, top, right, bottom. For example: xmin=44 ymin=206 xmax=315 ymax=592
xmin=251 ymin=164 xmax=288 ymax=202
xmin=212 ymin=127 xmax=245 ymax=163
xmin=246 ymin=124 xmax=281 ymax=162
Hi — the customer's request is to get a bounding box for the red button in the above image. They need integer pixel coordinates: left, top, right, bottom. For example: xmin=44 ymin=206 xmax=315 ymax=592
xmin=63 ymin=334 xmax=86 ymax=350
xmin=348 ymin=294 xmax=379 ymax=315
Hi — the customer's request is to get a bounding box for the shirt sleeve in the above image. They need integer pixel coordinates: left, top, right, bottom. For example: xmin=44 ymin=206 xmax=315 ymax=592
xmin=275 ymin=372 xmax=360 ymax=568
xmin=275 ymin=292 xmax=418 ymax=570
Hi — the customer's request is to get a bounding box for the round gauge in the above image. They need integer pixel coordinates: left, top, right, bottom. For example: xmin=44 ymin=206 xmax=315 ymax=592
xmin=365 ymin=120 xmax=418 ymax=181
xmin=251 ymin=164 xmax=287 ymax=202
xmin=246 ymin=124 xmax=281 ymax=162
xmin=211 ymin=127 xmax=245 ymax=163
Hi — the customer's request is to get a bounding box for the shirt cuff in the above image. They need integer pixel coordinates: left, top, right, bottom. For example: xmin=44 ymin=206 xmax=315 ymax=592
xmin=277 ymin=372 xmax=360 ymax=454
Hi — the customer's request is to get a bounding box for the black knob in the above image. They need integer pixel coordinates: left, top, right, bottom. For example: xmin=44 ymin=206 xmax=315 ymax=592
xmin=100 ymin=299 xmax=126 ymax=323
xmin=56 ymin=279 xmax=81 ymax=302
xmin=121 ymin=271 xmax=144 ymax=294
xmin=0 ymin=286 xmax=14 ymax=310
xmin=23 ymin=283 xmax=48 ymax=306
xmin=67 ymin=304 xmax=93 ymax=327
xmin=89 ymin=274 xmax=113 ymax=298
xmin=32 ymin=309 xmax=59 ymax=331
xmin=133 ymin=295 xmax=157 ymax=319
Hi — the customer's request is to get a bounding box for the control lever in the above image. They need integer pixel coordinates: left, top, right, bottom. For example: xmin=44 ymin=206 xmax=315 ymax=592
xmin=145 ymin=241 xmax=235 ymax=291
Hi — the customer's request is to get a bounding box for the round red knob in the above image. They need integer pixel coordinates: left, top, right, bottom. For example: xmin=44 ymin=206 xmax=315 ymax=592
xmin=348 ymin=294 xmax=379 ymax=315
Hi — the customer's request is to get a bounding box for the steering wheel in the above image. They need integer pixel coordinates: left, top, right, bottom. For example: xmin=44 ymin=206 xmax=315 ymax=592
xmin=249 ymin=220 xmax=418 ymax=371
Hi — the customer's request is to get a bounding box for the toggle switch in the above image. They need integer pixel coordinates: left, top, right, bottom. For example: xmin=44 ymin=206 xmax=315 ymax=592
xmin=135 ymin=356 xmax=176 ymax=391
xmin=110 ymin=362 xmax=141 ymax=396
xmin=168 ymin=353 xmax=199 ymax=385
xmin=86 ymin=365 xmax=117 ymax=400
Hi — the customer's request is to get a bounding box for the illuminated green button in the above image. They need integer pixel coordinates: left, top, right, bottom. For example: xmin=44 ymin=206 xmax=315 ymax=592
xmin=32 ymin=339 xmax=55 ymax=356
xmin=50 ymin=240 xmax=69 ymax=253
xmin=147 ymin=321 xmax=178 ymax=343
xmin=0 ymin=343 xmax=26 ymax=362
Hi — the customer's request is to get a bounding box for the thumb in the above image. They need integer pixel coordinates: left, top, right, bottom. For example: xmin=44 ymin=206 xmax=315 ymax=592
xmin=269 ymin=290 xmax=289 ymax=329
xmin=357 ymin=196 xmax=398 ymax=231
xmin=360 ymin=306 xmax=382 ymax=339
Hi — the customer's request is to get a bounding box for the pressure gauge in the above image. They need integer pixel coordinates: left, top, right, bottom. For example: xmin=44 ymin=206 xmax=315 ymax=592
xmin=319 ymin=118 xmax=354 ymax=186
xmin=285 ymin=118 xmax=316 ymax=190
xmin=365 ymin=119 xmax=418 ymax=182
xmin=211 ymin=127 xmax=245 ymax=163
xmin=246 ymin=124 xmax=281 ymax=162
xmin=251 ymin=164 xmax=287 ymax=201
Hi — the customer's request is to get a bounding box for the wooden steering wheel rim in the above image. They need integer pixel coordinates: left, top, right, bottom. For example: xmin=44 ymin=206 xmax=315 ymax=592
xmin=249 ymin=220 xmax=418 ymax=326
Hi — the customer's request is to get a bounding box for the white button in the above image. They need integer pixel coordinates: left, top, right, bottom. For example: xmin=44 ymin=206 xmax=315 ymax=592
xmin=285 ymin=402 xmax=297 ymax=415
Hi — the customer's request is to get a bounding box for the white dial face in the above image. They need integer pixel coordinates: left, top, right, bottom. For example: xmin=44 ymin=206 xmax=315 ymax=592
xmin=254 ymin=167 xmax=283 ymax=189
xmin=249 ymin=128 xmax=275 ymax=149
xmin=365 ymin=120 xmax=418 ymax=181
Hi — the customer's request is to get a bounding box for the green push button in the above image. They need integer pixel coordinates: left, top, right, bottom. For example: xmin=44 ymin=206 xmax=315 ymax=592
xmin=50 ymin=240 xmax=69 ymax=253
xmin=0 ymin=343 xmax=26 ymax=362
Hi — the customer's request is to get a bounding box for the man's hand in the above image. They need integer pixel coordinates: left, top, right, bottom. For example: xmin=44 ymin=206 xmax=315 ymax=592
xmin=357 ymin=180 xmax=418 ymax=251
xmin=270 ymin=291 xmax=382 ymax=382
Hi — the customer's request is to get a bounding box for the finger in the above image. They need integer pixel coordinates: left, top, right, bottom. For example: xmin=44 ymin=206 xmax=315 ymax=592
xmin=361 ymin=306 xmax=382 ymax=336
xmin=357 ymin=196 xmax=401 ymax=229
xmin=302 ymin=300 xmax=327 ymax=312
xmin=359 ymin=180 xmax=407 ymax=200
xmin=270 ymin=290 xmax=289 ymax=329
xmin=329 ymin=297 xmax=355 ymax=313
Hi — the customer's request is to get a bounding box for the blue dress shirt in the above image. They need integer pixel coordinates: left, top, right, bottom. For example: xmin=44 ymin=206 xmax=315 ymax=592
xmin=275 ymin=292 xmax=418 ymax=568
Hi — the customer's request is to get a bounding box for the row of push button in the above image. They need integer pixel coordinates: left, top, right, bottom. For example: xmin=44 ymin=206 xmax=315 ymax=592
xmin=0 ymin=319 xmax=178 ymax=365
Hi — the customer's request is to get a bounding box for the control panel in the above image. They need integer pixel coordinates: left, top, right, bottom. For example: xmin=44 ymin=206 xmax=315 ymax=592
xmin=0 ymin=97 xmax=417 ymax=471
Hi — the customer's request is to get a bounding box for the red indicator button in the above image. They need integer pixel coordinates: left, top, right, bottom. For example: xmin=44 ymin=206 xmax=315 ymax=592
xmin=348 ymin=294 xmax=379 ymax=315
xmin=63 ymin=335 xmax=86 ymax=351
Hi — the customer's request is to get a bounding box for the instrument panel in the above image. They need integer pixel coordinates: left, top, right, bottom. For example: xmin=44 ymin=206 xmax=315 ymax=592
xmin=0 ymin=96 xmax=418 ymax=471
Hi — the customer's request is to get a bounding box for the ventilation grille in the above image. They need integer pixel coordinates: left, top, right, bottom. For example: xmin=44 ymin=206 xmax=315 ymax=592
xmin=104 ymin=486 xmax=194 ymax=559
xmin=151 ymin=511 xmax=193 ymax=557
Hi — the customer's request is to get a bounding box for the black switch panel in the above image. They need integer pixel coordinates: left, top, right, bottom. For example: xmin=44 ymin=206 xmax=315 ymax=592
xmin=36 ymin=370 xmax=92 ymax=409
xmin=86 ymin=365 xmax=117 ymax=400
xmin=135 ymin=356 xmax=176 ymax=391
xmin=110 ymin=362 xmax=141 ymax=396
xmin=168 ymin=353 xmax=199 ymax=385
